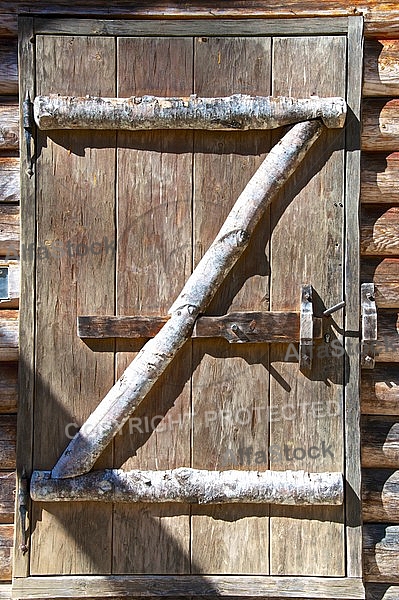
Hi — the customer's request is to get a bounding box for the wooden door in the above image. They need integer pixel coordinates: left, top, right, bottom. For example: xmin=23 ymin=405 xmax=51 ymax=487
xmin=14 ymin=17 xmax=364 ymax=600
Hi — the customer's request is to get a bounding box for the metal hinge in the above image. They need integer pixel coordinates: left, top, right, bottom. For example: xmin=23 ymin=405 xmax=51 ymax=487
xmin=22 ymin=92 xmax=35 ymax=177
xmin=361 ymin=283 xmax=377 ymax=369
xmin=18 ymin=470 xmax=29 ymax=555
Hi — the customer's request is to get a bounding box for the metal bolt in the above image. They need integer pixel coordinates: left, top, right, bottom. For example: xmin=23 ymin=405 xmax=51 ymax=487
xmin=231 ymin=323 xmax=238 ymax=332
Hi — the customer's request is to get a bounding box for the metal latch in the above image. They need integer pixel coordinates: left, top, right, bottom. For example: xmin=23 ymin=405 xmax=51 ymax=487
xmin=361 ymin=283 xmax=377 ymax=369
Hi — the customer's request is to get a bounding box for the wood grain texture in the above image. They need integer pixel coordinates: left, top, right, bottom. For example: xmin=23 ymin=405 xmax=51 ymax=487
xmin=191 ymin=35 xmax=271 ymax=575
xmin=362 ymin=469 xmax=399 ymax=522
xmin=361 ymin=207 xmax=399 ymax=256
xmin=0 ymin=525 xmax=12 ymax=581
xmin=0 ymin=205 xmax=18 ymax=257
xmin=0 ymin=472 xmax=14 ymax=524
xmin=362 ymin=416 xmax=399 ymax=468
xmin=30 ymin=34 xmax=116 ymax=576
xmin=270 ymin=34 xmax=346 ymax=577
xmin=361 ymin=259 xmax=399 ymax=308
xmin=361 ymin=152 xmax=399 ymax=204
xmin=375 ymin=311 xmax=399 ymax=363
xmin=362 ymin=99 xmax=399 ymax=152
xmin=0 ymin=583 xmax=11 ymax=599
xmin=363 ymin=524 xmax=399 ymax=583
xmin=0 ymin=158 xmax=19 ymax=204
xmin=364 ymin=40 xmax=399 ymax=96
xmin=0 ymin=311 xmax=18 ymax=362
xmin=113 ymin=36 xmax=193 ymax=576
xmin=0 ymin=105 xmax=18 ymax=151
xmin=11 ymin=574 xmax=366 ymax=599
xmin=0 ymin=416 xmax=16 ymax=471
xmin=365 ymin=584 xmax=399 ymax=600
xmin=0 ymin=42 xmax=17 ymax=96
xmin=0 ymin=364 xmax=17 ymax=413
xmin=0 ymin=14 xmax=17 ymax=38
xmin=362 ymin=365 xmax=399 ymax=415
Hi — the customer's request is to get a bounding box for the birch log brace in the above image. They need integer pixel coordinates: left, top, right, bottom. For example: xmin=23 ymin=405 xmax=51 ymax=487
xmin=34 ymin=94 xmax=347 ymax=130
xmin=51 ymin=119 xmax=329 ymax=480
xmin=31 ymin=469 xmax=344 ymax=505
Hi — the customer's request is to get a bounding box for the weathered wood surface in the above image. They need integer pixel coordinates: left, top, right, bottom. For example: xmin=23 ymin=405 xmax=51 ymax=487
xmin=362 ymin=365 xmax=399 ymax=415
xmin=0 ymin=261 xmax=19 ymax=310
xmin=31 ymin=468 xmax=344 ymax=505
xmin=362 ymin=469 xmax=399 ymax=522
xmin=361 ymin=207 xmax=399 ymax=256
xmin=375 ymin=311 xmax=399 ymax=363
xmin=364 ymin=40 xmax=399 ymax=96
xmin=362 ymin=416 xmax=399 ymax=468
xmin=0 ymin=525 xmax=12 ymax=581
xmin=0 ymin=416 xmax=16 ymax=471
xmin=0 ymin=311 xmax=18 ymax=362
xmin=0 ymin=363 xmax=17 ymax=414
xmin=0 ymin=105 xmax=18 ymax=151
xmin=0 ymin=583 xmax=10 ymax=599
xmin=52 ymin=119 xmax=323 ymax=481
xmin=0 ymin=473 xmax=14 ymax=524
xmin=11 ymin=574 xmax=366 ymax=599
xmin=0 ymin=206 xmax=19 ymax=257
xmin=362 ymin=259 xmax=399 ymax=308
xmin=0 ymin=14 xmax=16 ymax=38
xmin=366 ymin=585 xmax=399 ymax=600
xmin=30 ymin=33 xmax=116 ymax=577
xmin=0 ymin=42 xmax=17 ymax=96
xmin=363 ymin=524 xmax=399 ymax=583
xmin=362 ymin=99 xmax=399 ymax=151
xmin=34 ymin=94 xmax=347 ymax=131
xmin=78 ymin=312 xmax=320 ymax=343
xmin=269 ymin=34 xmax=347 ymax=577
xmin=361 ymin=153 xmax=399 ymax=204
xmin=0 ymin=2 xmax=396 ymax=37
xmin=0 ymin=158 xmax=19 ymax=204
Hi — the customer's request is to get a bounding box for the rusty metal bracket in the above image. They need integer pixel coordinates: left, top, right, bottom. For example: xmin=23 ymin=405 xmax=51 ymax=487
xmin=23 ymin=92 xmax=34 ymax=178
xmin=18 ymin=470 xmax=29 ymax=555
xmin=299 ymin=284 xmax=314 ymax=372
xmin=361 ymin=283 xmax=377 ymax=369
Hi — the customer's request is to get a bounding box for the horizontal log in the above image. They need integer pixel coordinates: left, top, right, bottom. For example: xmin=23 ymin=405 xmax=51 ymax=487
xmin=0 ymin=311 xmax=18 ymax=363
xmin=0 ymin=42 xmax=17 ymax=96
xmin=12 ymin=575 xmax=365 ymax=600
xmin=361 ymin=152 xmax=399 ymax=204
xmin=0 ymin=158 xmax=19 ymax=204
xmin=363 ymin=524 xmax=399 ymax=583
xmin=34 ymin=94 xmax=347 ymax=131
xmin=362 ymin=469 xmax=399 ymax=522
xmin=362 ymin=259 xmax=399 ymax=308
xmin=361 ymin=206 xmax=399 ymax=256
xmin=0 ymin=525 xmax=12 ymax=582
xmin=362 ymin=99 xmax=399 ymax=152
xmin=363 ymin=40 xmax=399 ymax=97
xmin=0 ymin=415 xmax=16 ymax=471
xmin=366 ymin=585 xmax=399 ymax=600
xmin=0 ymin=105 xmax=18 ymax=151
xmin=0 ymin=363 xmax=17 ymax=414
xmin=361 ymin=415 xmax=399 ymax=469
xmin=0 ymin=260 xmax=19 ymax=310
xmin=0 ymin=472 xmax=14 ymax=524
xmin=78 ymin=312 xmax=322 ymax=343
xmin=0 ymin=205 xmax=19 ymax=258
xmin=375 ymin=310 xmax=399 ymax=363
xmin=31 ymin=468 xmax=343 ymax=505
xmin=361 ymin=365 xmax=399 ymax=415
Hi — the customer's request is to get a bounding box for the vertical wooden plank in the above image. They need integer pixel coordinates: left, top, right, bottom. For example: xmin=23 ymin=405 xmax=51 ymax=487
xmin=270 ymin=35 xmax=346 ymax=576
xmin=112 ymin=37 xmax=193 ymax=574
xmin=345 ymin=15 xmax=364 ymax=578
xmin=14 ymin=16 xmax=35 ymax=580
xmin=191 ymin=37 xmax=272 ymax=574
xmin=31 ymin=35 xmax=116 ymax=575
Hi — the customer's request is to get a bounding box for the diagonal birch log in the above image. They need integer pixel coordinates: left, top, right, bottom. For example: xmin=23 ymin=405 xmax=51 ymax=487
xmin=34 ymin=94 xmax=346 ymax=131
xmin=31 ymin=469 xmax=344 ymax=505
xmin=52 ymin=119 xmax=329 ymax=480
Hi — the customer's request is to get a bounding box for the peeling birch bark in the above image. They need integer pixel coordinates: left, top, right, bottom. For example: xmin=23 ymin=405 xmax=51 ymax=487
xmin=31 ymin=469 xmax=343 ymax=505
xmin=52 ymin=120 xmax=324 ymax=480
xmin=34 ymin=94 xmax=347 ymax=131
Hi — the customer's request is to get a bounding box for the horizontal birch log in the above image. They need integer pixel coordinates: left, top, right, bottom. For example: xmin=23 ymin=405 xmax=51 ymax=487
xmin=30 ymin=468 xmax=343 ymax=505
xmin=52 ymin=119 xmax=324 ymax=479
xmin=34 ymin=94 xmax=347 ymax=131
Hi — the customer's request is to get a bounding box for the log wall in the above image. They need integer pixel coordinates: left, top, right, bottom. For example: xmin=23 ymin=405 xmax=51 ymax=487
xmin=0 ymin=4 xmax=399 ymax=599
